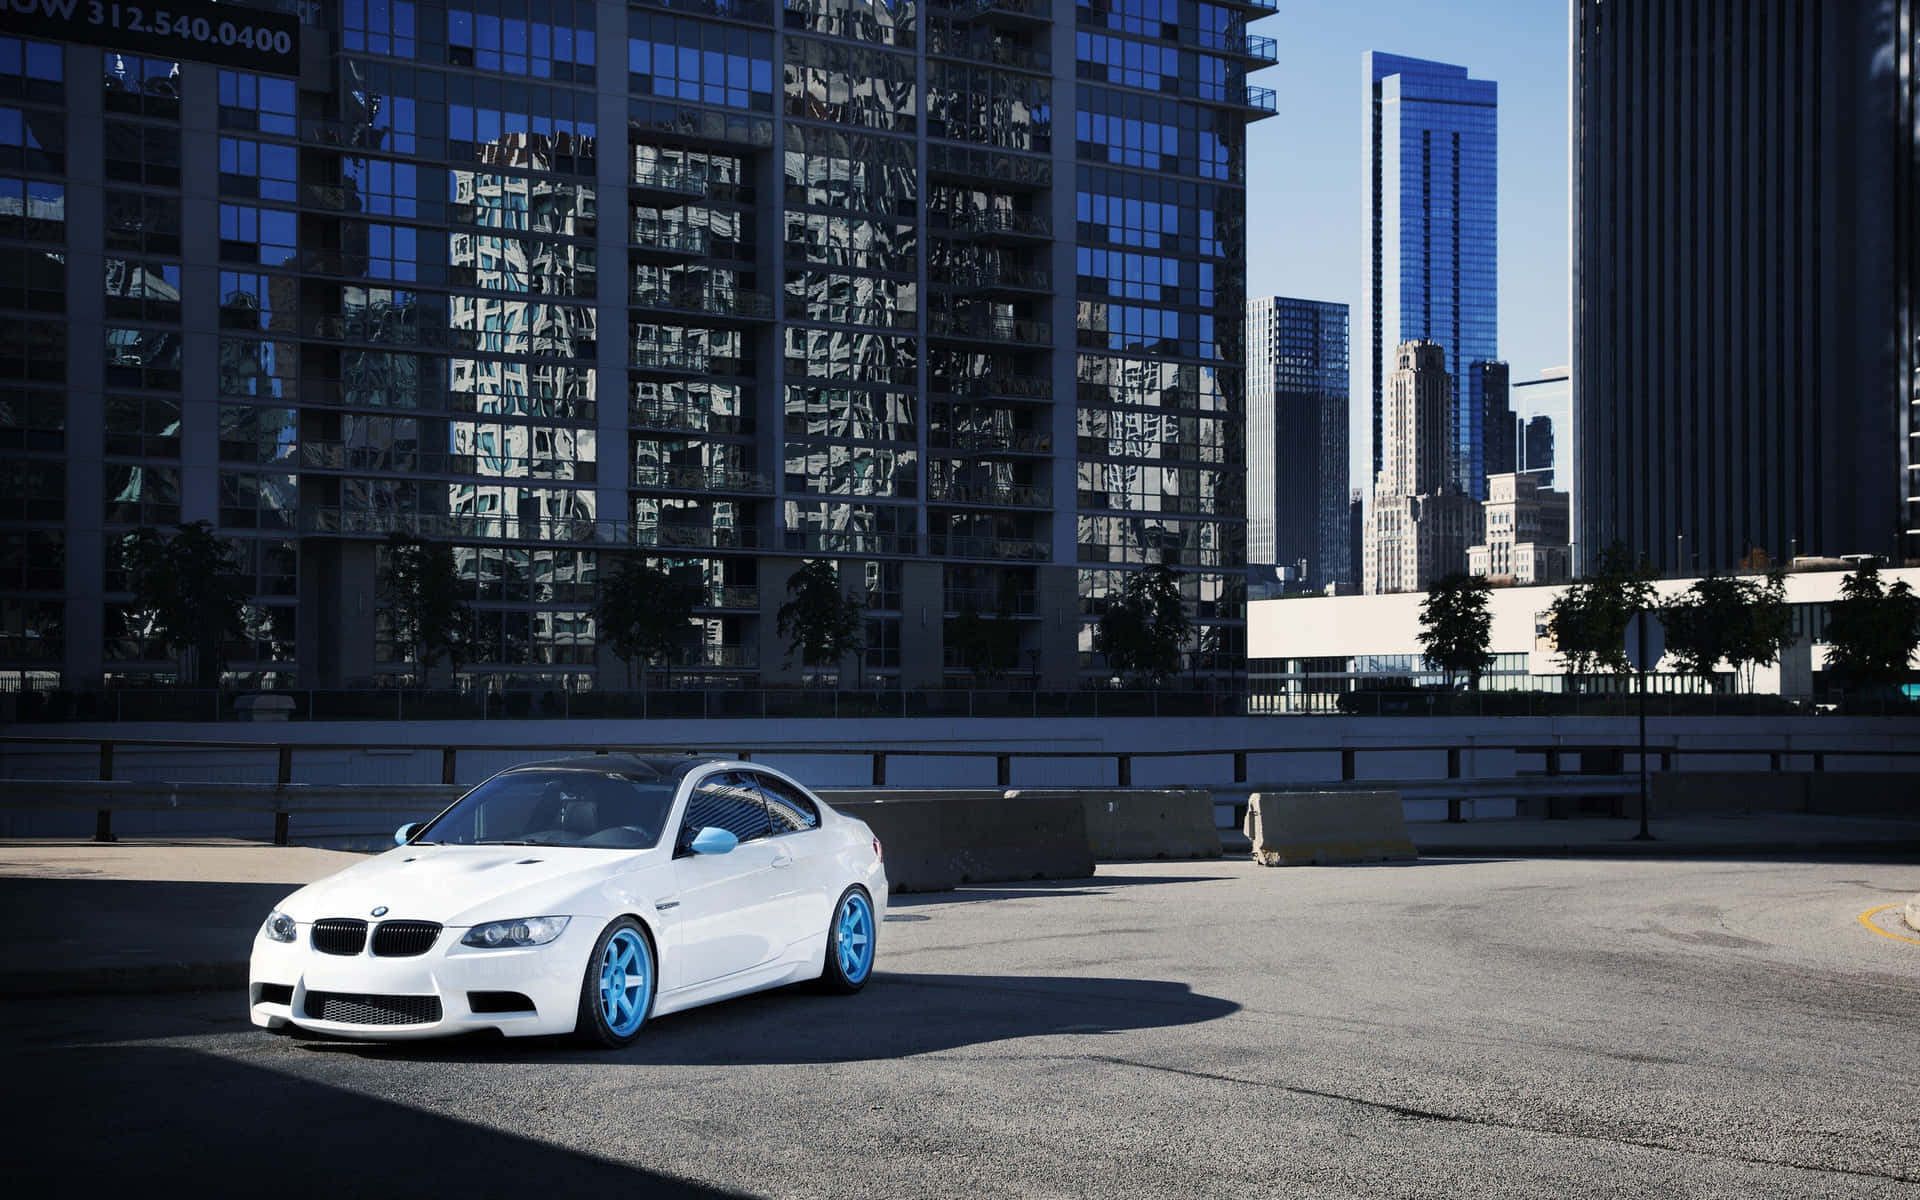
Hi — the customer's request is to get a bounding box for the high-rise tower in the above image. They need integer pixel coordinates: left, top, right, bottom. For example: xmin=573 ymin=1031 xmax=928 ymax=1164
xmin=1246 ymin=296 xmax=1351 ymax=589
xmin=1360 ymin=52 xmax=1497 ymax=501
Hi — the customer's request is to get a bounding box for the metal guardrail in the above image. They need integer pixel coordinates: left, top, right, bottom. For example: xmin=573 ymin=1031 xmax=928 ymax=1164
xmin=3 ymin=734 xmax=1912 ymax=844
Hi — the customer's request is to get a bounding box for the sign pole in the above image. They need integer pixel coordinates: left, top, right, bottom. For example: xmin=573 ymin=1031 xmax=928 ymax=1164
xmin=1634 ymin=612 xmax=1654 ymax=841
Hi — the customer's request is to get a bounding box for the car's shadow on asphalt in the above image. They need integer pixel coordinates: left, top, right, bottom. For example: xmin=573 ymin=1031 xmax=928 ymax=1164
xmin=2 ymin=1042 xmax=747 ymax=1197
xmin=296 ymin=970 xmax=1241 ymax=1066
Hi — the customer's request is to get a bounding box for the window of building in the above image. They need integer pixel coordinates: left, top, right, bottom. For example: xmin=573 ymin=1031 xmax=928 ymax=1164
xmin=218 ymin=203 xmax=298 ymax=266
xmin=217 ymin=70 xmax=296 ymax=135
xmin=104 ymin=260 xmax=181 ymax=322
xmin=0 ymin=175 xmax=62 ymax=243
xmin=104 ymin=120 xmax=181 ymax=187
xmin=453 ymin=4 xmax=597 ymax=81
xmin=0 ymin=530 xmax=63 ymax=591
xmin=0 ymin=598 xmax=62 ymax=661
xmin=218 ymin=271 xmax=293 ymax=332
xmin=105 ymin=326 xmax=182 ymax=390
xmin=218 ymin=137 xmax=298 ymax=202
xmin=0 ymin=246 xmax=62 ymax=313
xmin=343 ymin=0 xmax=419 ymax=58
xmin=0 ymin=457 xmax=61 ymax=520
xmin=0 ymin=385 xmax=62 ymax=451
xmin=0 ymin=104 xmax=64 ymax=172
xmin=103 ymin=463 xmax=179 ymax=524
xmin=104 ymin=395 xmax=181 ymax=457
xmin=0 ymin=318 xmax=64 ymax=383
xmin=105 ymin=190 xmax=180 ymax=255
xmin=103 ymin=52 xmax=181 ymax=118
xmin=219 ymin=471 xmax=297 ymax=530
xmin=0 ymin=36 xmax=62 ymax=101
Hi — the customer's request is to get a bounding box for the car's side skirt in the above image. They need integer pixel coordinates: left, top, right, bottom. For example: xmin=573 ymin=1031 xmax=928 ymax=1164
xmin=652 ymin=933 xmax=828 ymax=1017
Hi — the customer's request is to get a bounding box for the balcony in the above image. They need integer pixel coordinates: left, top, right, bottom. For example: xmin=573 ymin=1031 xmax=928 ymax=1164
xmin=929 ymin=428 xmax=1053 ymax=455
xmin=928 ymin=532 xmax=1053 ymax=562
xmin=630 ymin=162 xmax=711 ymax=199
xmin=633 ymin=523 xmax=760 ymax=550
xmin=929 ymin=0 xmax=1051 ymax=26
xmin=1211 ymin=31 xmax=1279 ymax=64
xmin=928 ymin=311 xmax=1053 ymax=346
xmin=667 ymin=643 xmax=758 ymax=670
xmin=937 ymin=374 xmax=1054 ymax=401
xmin=629 ymin=345 xmax=714 ymax=376
xmin=939 ymin=263 xmax=1053 ymax=294
xmin=781 ymin=528 xmax=922 ymax=556
xmin=631 ymin=283 xmax=775 ymax=323
xmin=927 ymin=480 xmax=1053 ymax=508
xmin=943 ymin=587 xmax=1039 ymax=616
xmin=632 ymin=464 xmax=773 ymax=494
xmin=925 ymin=144 xmax=1053 ymax=192
xmin=929 ymin=207 xmax=1053 ymax=242
xmin=925 ymin=29 xmax=1051 ymax=73
xmin=630 ymin=402 xmax=749 ymax=435
xmin=629 ymin=222 xmax=711 ymax=258
xmin=299 ymin=506 xmax=620 ymax=545
xmin=1228 ymin=84 xmax=1279 ymax=118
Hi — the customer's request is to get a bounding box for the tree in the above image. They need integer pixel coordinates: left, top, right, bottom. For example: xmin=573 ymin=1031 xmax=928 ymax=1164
xmin=1546 ymin=543 xmax=1657 ymax=676
xmin=1822 ymin=561 xmax=1920 ymax=696
xmin=1416 ymin=573 xmax=1494 ymax=689
xmin=776 ymin=559 xmax=864 ymax=682
xmin=380 ymin=533 xmax=469 ymax=686
xmin=121 ymin=521 xmax=248 ymax=689
xmin=947 ymin=603 xmax=1021 ymax=679
xmin=1660 ymin=571 xmax=1794 ymax=691
xmin=1093 ymin=564 xmax=1191 ymax=685
xmin=594 ymin=556 xmax=698 ymax=690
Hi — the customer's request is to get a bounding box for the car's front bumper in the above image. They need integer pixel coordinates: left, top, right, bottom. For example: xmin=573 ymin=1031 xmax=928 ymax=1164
xmin=248 ymin=918 xmax=602 ymax=1040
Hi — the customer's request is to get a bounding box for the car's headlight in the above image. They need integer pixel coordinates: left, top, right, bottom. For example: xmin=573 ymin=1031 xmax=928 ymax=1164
xmin=461 ymin=916 xmax=569 ymax=948
xmin=263 ymin=911 xmax=297 ymax=943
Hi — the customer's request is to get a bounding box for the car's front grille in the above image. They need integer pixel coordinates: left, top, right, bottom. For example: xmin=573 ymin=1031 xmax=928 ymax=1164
xmin=304 ymin=991 xmax=442 ymax=1026
xmin=371 ymin=920 xmax=441 ymax=957
xmin=312 ymin=919 xmax=367 ymax=955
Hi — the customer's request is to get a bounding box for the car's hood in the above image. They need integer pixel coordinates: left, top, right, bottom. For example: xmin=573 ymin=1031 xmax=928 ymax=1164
xmin=275 ymin=844 xmax=666 ymax=927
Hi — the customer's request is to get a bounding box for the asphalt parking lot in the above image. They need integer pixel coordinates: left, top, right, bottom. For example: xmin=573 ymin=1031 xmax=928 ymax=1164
xmin=5 ymin=855 xmax=1916 ymax=1198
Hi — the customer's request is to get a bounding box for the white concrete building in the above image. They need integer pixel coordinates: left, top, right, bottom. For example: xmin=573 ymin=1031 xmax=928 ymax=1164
xmin=1248 ymin=565 xmax=1920 ymax=711
xmin=1364 ymin=340 xmax=1481 ymax=593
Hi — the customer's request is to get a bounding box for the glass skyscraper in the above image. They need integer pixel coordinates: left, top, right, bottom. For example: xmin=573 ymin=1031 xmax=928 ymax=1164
xmin=0 ymin=0 xmax=1274 ymax=696
xmin=1245 ymin=295 xmax=1349 ymax=589
xmin=1359 ymin=51 xmax=1496 ymax=501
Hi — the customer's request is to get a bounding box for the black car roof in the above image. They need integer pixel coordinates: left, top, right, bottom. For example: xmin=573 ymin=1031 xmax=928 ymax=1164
xmin=503 ymin=753 xmax=725 ymax=782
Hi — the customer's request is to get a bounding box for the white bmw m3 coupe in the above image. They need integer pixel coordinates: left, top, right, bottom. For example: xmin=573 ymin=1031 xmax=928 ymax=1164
xmin=248 ymin=755 xmax=886 ymax=1047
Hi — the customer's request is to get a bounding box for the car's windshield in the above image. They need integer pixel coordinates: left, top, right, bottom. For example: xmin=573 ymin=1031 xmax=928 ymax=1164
xmin=412 ymin=768 xmax=676 ymax=849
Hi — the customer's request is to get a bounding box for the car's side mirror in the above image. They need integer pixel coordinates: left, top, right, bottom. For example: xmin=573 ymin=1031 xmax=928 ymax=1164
xmin=394 ymin=822 xmax=420 ymax=846
xmin=689 ymin=826 xmax=738 ymax=856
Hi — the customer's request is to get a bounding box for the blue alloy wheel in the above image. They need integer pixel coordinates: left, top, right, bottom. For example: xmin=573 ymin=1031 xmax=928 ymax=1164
xmin=823 ymin=888 xmax=874 ymax=993
xmin=599 ymin=928 xmax=651 ymax=1036
xmin=577 ymin=917 xmax=654 ymax=1047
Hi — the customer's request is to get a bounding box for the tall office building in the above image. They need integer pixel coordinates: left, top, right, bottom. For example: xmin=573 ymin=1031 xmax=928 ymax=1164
xmin=1476 ymin=358 xmax=1512 ymax=484
xmin=1519 ymin=414 xmax=1554 ymax=489
xmin=1246 ymin=296 xmax=1350 ymax=588
xmin=1359 ymin=52 xmax=1497 ymax=501
xmin=0 ymin=0 xmax=1277 ymax=694
xmin=1572 ymin=0 xmax=1917 ymax=574
xmin=1363 ymin=339 xmax=1478 ymax=593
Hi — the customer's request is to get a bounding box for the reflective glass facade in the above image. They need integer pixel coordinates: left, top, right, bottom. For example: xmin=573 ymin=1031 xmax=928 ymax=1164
xmin=0 ymin=0 xmax=1272 ymax=694
xmin=1245 ymin=296 xmax=1349 ymax=588
xmin=1360 ymin=52 xmax=1496 ymax=501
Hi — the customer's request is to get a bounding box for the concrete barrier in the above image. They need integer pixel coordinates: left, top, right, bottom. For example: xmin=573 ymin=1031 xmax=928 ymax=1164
xmin=1243 ymin=790 xmax=1416 ymax=867
xmin=1906 ymin=895 xmax=1920 ymax=935
xmin=1002 ymin=787 xmax=1220 ymax=860
xmin=819 ymin=790 xmax=1093 ymax=893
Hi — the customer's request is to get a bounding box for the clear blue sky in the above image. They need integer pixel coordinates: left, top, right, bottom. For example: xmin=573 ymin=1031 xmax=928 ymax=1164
xmin=1245 ymin=1 xmax=1571 ymax=384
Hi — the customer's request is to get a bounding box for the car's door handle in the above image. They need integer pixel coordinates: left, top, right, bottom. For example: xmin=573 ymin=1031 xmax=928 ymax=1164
xmin=769 ymin=849 xmax=793 ymax=869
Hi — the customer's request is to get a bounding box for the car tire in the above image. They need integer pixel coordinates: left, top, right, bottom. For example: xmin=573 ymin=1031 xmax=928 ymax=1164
xmin=820 ymin=886 xmax=876 ymax=994
xmin=575 ymin=917 xmax=655 ymax=1048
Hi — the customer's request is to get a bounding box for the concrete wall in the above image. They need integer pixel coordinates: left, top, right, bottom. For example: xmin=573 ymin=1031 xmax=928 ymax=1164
xmin=4 ymin=715 xmax=1914 ymax=839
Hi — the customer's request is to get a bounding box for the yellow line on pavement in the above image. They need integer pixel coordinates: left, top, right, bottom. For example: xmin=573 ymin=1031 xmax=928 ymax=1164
xmin=1856 ymin=904 xmax=1920 ymax=947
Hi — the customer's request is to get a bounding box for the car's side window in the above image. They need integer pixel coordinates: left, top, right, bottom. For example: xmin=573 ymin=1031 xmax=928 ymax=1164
xmin=678 ymin=771 xmax=771 ymax=850
xmin=754 ymin=772 xmax=820 ymax=834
